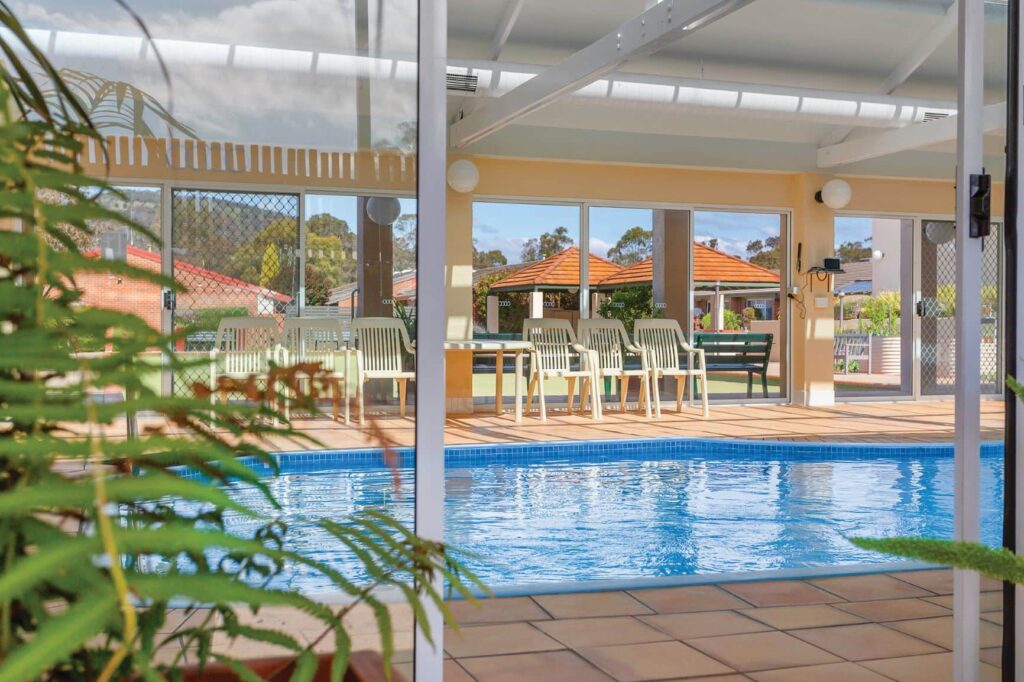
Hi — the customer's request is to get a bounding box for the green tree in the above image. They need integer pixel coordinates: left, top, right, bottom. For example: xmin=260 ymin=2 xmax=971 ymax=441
xmin=702 ymin=237 xmax=720 ymax=250
xmin=606 ymin=226 xmax=652 ymax=266
xmin=857 ymin=291 xmax=900 ymax=336
xmin=393 ymin=213 xmax=417 ymax=272
xmin=259 ymin=242 xmax=282 ymax=287
xmin=836 ymin=239 xmax=872 ymax=263
xmin=597 ymin=286 xmax=660 ymax=333
xmin=746 ymin=235 xmax=781 ymax=270
xmin=473 ymin=271 xmax=529 ymax=332
xmin=473 ymin=240 xmax=508 ymax=269
xmin=521 ymin=226 xmax=573 ymax=262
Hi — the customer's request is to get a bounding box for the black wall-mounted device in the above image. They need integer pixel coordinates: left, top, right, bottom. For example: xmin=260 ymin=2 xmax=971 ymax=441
xmin=970 ymin=172 xmax=992 ymax=238
xmin=823 ymin=257 xmax=842 ymax=272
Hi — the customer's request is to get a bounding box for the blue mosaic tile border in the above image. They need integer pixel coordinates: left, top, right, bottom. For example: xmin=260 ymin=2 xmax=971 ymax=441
xmin=257 ymin=437 xmax=1004 ymax=474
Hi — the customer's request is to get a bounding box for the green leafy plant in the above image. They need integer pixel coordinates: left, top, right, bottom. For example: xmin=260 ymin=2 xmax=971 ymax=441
xmin=597 ymin=285 xmax=660 ymax=333
xmin=701 ymin=309 xmax=742 ymax=331
xmin=850 ymin=374 xmax=1024 ymax=583
xmin=0 ymin=6 xmax=482 ymax=681
xmin=857 ymin=291 xmax=900 ymax=337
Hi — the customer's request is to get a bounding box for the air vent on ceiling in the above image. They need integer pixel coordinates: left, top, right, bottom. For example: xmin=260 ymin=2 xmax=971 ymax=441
xmin=446 ymin=73 xmax=479 ymax=93
xmin=922 ymin=111 xmax=951 ymax=123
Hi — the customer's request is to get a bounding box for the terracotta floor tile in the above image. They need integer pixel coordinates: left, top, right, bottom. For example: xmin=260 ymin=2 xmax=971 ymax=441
xmin=533 ymin=592 xmax=653 ymax=619
xmin=533 ymin=616 xmax=671 ymax=648
xmin=629 ymin=585 xmax=754 ymax=613
xmin=685 ymin=630 xmax=841 ymax=672
xmin=738 ymin=604 xmax=865 ymax=630
xmin=789 ymin=623 xmax=942 ymax=661
xmin=886 ymin=616 xmax=1003 ymax=650
xmin=924 ymin=591 xmax=1003 ymax=612
xmin=810 ymin=574 xmax=933 ymax=601
xmin=720 ymin=580 xmax=841 ymax=607
xmin=578 ymin=641 xmax=734 ymax=681
xmin=980 ymin=647 xmax=1001 ymax=667
xmin=889 ymin=569 xmax=954 ymax=594
xmin=640 ymin=610 xmax=772 ymax=640
xmin=444 ymin=622 xmax=563 ymax=658
xmin=441 ymin=660 xmax=475 ymax=682
xmin=446 ymin=597 xmax=550 ymax=625
xmin=658 ymin=677 xmax=749 ymax=682
xmin=833 ymin=598 xmax=951 ymax=622
xmin=458 ymin=650 xmax=614 ymax=682
xmin=748 ymin=662 xmax=892 ymax=682
xmin=860 ymin=652 xmax=1002 ymax=682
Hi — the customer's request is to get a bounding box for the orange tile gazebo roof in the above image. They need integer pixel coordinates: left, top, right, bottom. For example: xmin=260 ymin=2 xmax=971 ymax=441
xmin=488 ymin=247 xmax=623 ymax=292
xmin=597 ymin=242 xmax=780 ymax=289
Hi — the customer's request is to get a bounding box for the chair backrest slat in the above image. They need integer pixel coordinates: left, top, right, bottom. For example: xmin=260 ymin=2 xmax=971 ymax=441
xmin=352 ymin=318 xmax=412 ymax=374
xmin=634 ymin=319 xmax=692 ymax=372
xmin=523 ymin=318 xmax=578 ymax=372
xmin=578 ymin=319 xmax=631 ymax=372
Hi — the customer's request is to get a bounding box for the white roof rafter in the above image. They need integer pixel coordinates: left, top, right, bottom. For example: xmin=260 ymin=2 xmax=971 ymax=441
xmin=491 ymin=0 xmax=525 ymax=60
xmin=450 ymin=0 xmax=756 ymax=148
xmin=817 ymin=101 xmax=1004 ymax=167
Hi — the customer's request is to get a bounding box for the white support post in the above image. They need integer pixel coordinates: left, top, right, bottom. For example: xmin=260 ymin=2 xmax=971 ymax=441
xmin=415 ymin=0 xmax=446 ymax=678
xmin=529 ymin=290 xmax=544 ymax=318
xmin=953 ymin=0 xmax=983 ymax=678
xmin=450 ymin=0 xmax=754 ymax=147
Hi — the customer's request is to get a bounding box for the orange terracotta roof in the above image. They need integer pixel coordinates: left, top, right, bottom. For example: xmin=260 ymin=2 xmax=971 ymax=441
xmin=598 ymin=242 xmax=780 ymax=288
xmin=84 ymin=245 xmax=292 ymax=302
xmin=488 ymin=247 xmax=623 ymax=291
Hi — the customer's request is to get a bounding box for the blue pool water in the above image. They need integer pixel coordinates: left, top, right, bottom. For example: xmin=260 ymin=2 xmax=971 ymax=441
xmin=216 ymin=439 xmax=1004 ymax=594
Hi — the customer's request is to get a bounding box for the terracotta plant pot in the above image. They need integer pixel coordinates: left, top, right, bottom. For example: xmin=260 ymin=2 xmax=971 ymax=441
xmin=180 ymin=650 xmax=407 ymax=682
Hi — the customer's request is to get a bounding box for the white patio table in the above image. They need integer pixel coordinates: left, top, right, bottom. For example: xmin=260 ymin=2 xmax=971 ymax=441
xmin=444 ymin=339 xmax=532 ymax=422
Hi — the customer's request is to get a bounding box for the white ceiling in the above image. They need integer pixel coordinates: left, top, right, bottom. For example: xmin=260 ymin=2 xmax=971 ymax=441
xmin=448 ymin=0 xmax=1009 ymax=176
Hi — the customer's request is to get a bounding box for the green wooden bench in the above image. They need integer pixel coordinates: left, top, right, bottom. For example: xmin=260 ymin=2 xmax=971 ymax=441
xmin=694 ymin=332 xmax=773 ymax=398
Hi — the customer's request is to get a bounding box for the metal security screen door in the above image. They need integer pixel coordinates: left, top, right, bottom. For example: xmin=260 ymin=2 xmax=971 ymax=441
xmin=169 ymin=189 xmax=301 ymax=392
xmin=919 ymin=220 xmax=1003 ymax=395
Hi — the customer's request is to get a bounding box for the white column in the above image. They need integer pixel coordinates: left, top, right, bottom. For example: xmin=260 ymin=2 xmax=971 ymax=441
xmin=714 ymin=293 xmax=726 ymax=331
xmin=529 ymin=290 xmax=544 ymax=318
xmin=415 ymin=0 xmax=446 ymax=677
xmin=486 ymin=295 xmax=499 ymax=333
xmin=953 ymin=0 xmax=983 ymax=678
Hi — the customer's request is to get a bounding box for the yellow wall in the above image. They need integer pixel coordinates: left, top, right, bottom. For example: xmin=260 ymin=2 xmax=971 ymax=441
xmin=448 ymin=155 xmax=983 ymax=407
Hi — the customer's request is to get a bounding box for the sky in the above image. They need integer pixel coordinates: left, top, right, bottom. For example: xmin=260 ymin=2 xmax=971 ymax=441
xmin=834 ymin=216 xmax=873 ymax=247
xmin=473 ymin=202 xmax=785 ymax=264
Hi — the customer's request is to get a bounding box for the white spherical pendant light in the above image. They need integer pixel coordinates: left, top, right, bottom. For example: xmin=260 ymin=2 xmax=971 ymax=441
xmin=924 ymin=221 xmax=956 ymax=245
xmin=365 ymin=196 xmax=402 ymax=225
xmin=816 ymin=179 xmax=853 ymax=210
xmin=446 ymin=159 xmax=480 ymax=193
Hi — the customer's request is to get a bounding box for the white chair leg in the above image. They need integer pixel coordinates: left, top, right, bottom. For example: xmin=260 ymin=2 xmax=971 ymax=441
xmin=641 ymin=373 xmax=652 ymax=418
xmin=566 ymin=377 xmax=577 ymax=413
xmin=700 ymin=372 xmax=710 ymax=418
xmin=537 ymin=372 xmax=547 ymax=422
xmin=651 ymin=372 xmax=662 ymax=418
xmin=676 ymin=376 xmax=684 ymax=412
xmin=526 ymin=373 xmax=537 ymax=414
xmin=358 ymin=377 xmax=365 ymax=424
xmin=620 ymin=376 xmax=629 ymax=412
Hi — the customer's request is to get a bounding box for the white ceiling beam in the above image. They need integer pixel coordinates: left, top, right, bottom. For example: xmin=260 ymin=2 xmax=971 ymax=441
xmin=816 ymin=101 xmax=1004 ymax=167
xmin=879 ymin=1 xmax=957 ymax=93
xmin=450 ymin=0 xmax=755 ymax=148
xmin=820 ymin=1 xmax=956 ymax=147
xmin=490 ymin=0 xmax=525 ymax=61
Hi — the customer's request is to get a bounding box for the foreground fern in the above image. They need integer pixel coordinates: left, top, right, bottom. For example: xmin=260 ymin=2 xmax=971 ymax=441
xmin=0 ymin=5 xmax=481 ymax=681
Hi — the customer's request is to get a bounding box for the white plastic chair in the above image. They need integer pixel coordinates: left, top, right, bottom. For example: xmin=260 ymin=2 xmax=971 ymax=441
xmin=351 ymin=317 xmax=416 ymax=422
xmin=578 ymin=319 xmax=652 ymax=418
xmin=634 ymin=318 xmax=709 ymax=418
xmin=281 ymin=317 xmax=350 ymax=424
xmin=523 ymin=319 xmax=602 ymax=421
xmin=209 ymin=316 xmax=279 ymax=412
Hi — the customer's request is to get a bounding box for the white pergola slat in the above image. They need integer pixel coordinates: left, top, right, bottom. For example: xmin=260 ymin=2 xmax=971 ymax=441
xmin=816 ymin=101 xmax=1004 ymax=167
xmin=449 ymin=0 xmax=756 ymax=148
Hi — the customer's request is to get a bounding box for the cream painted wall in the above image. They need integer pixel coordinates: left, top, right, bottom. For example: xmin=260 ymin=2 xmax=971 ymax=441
xmin=446 ymin=155 xmax=993 ymax=408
